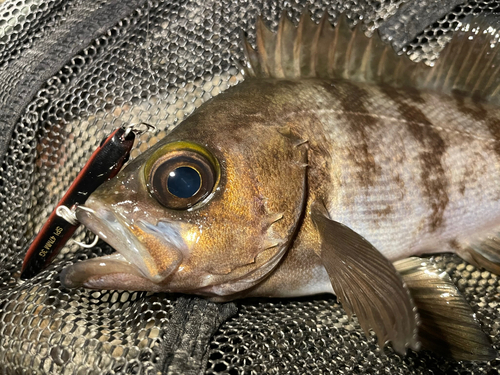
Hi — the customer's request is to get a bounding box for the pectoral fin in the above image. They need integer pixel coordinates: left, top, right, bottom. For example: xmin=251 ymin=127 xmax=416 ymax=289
xmin=395 ymin=257 xmax=496 ymax=361
xmin=311 ymin=202 xmax=419 ymax=354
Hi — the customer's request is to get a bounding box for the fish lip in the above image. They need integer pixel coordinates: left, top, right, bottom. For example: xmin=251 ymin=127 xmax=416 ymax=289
xmin=74 ymin=204 xmax=173 ymax=283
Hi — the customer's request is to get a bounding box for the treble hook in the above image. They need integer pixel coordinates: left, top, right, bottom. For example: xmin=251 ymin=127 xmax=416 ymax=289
xmin=55 ymin=205 xmax=78 ymax=225
xmin=55 ymin=205 xmax=100 ymax=248
xmin=73 ymin=234 xmax=99 ymax=249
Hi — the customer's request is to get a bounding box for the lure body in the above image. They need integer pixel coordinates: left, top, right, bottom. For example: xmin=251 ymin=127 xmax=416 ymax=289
xmin=21 ymin=127 xmax=135 ymax=279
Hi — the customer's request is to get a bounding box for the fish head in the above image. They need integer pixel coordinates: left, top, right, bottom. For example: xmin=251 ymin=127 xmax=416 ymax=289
xmin=61 ymin=103 xmax=308 ymax=298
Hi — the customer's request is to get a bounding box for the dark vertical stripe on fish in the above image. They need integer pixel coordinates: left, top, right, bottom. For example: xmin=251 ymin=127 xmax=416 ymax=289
xmin=485 ymin=117 xmax=500 ymax=158
xmin=453 ymin=91 xmax=500 ymax=157
xmin=381 ymin=86 xmax=449 ymax=232
xmin=452 ymin=91 xmax=487 ymax=121
xmin=322 ymin=81 xmax=380 ymax=187
xmin=453 ymin=91 xmax=500 ymax=159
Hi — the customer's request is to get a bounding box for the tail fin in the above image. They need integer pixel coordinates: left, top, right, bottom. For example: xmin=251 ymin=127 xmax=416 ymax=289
xmin=395 ymin=257 xmax=496 ymax=361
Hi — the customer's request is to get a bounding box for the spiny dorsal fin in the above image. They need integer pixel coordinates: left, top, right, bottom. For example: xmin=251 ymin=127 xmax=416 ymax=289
xmin=242 ymin=12 xmax=500 ymax=104
xmin=242 ymin=12 xmax=426 ymax=83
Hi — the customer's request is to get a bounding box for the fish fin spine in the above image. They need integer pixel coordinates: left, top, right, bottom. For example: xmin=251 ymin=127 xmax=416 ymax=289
xmin=241 ymin=10 xmax=428 ymax=85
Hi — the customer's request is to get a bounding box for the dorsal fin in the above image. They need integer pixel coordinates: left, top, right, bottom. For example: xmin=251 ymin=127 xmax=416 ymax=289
xmin=242 ymin=12 xmax=427 ymax=83
xmin=242 ymin=12 xmax=500 ymax=104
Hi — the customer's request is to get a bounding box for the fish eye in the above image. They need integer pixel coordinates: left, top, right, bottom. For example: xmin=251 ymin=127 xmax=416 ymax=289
xmin=145 ymin=142 xmax=219 ymax=210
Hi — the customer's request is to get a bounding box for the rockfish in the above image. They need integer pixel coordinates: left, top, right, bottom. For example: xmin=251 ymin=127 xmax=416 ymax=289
xmin=61 ymin=13 xmax=500 ymax=360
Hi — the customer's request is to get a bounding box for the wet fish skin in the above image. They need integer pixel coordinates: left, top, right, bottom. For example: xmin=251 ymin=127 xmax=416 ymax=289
xmin=205 ymin=77 xmax=500 ymax=297
xmin=277 ymin=79 xmax=500 ymax=262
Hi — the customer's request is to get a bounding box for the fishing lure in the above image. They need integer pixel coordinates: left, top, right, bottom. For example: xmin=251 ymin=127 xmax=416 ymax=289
xmin=20 ymin=124 xmax=152 ymax=279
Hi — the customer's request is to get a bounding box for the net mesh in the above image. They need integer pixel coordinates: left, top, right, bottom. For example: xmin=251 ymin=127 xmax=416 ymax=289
xmin=0 ymin=0 xmax=498 ymax=374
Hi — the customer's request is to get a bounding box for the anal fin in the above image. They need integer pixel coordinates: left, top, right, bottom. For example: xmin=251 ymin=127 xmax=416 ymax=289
xmin=395 ymin=257 xmax=496 ymax=361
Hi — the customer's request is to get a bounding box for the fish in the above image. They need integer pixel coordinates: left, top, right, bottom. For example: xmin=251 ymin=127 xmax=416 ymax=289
xmin=59 ymin=12 xmax=500 ymax=360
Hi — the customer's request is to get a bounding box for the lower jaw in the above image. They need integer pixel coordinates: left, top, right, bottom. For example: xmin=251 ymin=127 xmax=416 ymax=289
xmin=60 ymin=253 xmax=148 ymax=288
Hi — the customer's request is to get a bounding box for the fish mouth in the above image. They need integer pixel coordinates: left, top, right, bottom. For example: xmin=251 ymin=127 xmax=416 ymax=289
xmin=60 ymin=203 xmax=183 ymax=289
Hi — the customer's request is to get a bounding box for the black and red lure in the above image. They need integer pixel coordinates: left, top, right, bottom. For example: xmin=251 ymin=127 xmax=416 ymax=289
xmin=20 ymin=125 xmax=148 ymax=280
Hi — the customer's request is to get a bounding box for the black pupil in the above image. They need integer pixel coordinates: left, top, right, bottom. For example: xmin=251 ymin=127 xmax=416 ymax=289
xmin=167 ymin=166 xmax=201 ymax=198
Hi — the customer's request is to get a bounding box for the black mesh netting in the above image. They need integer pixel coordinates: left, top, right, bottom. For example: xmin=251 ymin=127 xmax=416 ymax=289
xmin=0 ymin=0 xmax=498 ymax=374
